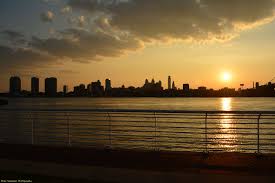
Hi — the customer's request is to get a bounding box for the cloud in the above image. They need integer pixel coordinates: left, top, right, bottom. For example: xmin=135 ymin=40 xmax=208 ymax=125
xmin=40 ymin=11 xmax=55 ymax=22
xmin=0 ymin=45 xmax=57 ymax=71
xmin=61 ymin=6 xmax=72 ymax=14
xmin=0 ymin=27 xmax=143 ymax=70
xmin=68 ymin=16 xmax=88 ymax=27
xmin=0 ymin=30 xmax=26 ymax=46
xmin=30 ymin=28 xmax=144 ymax=62
xmin=69 ymin=0 xmax=275 ymax=42
xmin=2 ymin=0 xmax=275 ymax=71
xmin=78 ymin=16 xmax=86 ymax=27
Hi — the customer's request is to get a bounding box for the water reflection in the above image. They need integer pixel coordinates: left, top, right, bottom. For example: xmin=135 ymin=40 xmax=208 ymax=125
xmin=217 ymin=98 xmax=238 ymax=151
xmin=221 ymin=98 xmax=232 ymax=111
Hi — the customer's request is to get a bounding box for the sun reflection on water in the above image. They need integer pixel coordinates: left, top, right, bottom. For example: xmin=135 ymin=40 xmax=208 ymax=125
xmin=216 ymin=98 xmax=238 ymax=151
xmin=221 ymin=98 xmax=232 ymax=111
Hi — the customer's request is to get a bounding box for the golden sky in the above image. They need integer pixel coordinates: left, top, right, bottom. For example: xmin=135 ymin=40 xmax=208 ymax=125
xmin=1 ymin=0 xmax=275 ymax=92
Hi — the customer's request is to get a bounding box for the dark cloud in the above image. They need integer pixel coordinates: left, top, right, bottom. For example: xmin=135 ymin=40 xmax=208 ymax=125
xmin=0 ymin=30 xmax=26 ymax=46
xmin=0 ymin=28 xmax=143 ymax=70
xmin=30 ymin=28 xmax=143 ymax=62
xmin=69 ymin=0 xmax=275 ymax=42
xmin=0 ymin=45 xmax=56 ymax=70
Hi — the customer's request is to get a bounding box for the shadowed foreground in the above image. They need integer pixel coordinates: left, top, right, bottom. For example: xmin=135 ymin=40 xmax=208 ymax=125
xmin=1 ymin=144 xmax=275 ymax=182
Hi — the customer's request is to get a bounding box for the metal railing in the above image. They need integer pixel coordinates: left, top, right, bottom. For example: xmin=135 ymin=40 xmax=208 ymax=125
xmin=1 ymin=108 xmax=275 ymax=153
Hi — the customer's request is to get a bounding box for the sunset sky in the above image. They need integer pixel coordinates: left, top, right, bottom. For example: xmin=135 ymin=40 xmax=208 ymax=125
xmin=1 ymin=0 xmax=275 ymax=92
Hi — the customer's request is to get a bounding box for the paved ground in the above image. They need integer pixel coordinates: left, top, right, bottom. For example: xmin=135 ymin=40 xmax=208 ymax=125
xmin=0 ymin=144 xmax=275 ymax=182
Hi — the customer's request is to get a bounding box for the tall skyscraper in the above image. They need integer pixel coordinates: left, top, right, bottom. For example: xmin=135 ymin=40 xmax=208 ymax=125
xmin=45 ymin=77 xmax=57 ymax=96
xmin=172 ymin=81 xmax=176 ymax=90
xmin=168 ymin=76 xmax=172 ymax=90
xmin=31 ymin=77 xmax=39 ymax=95
xmin=105 ymin=79 xmax=112 ymax=92
xmin=63 ymin=85 xmax=68 ymax=95
xmin=9 ymin=76 xmax=21 ymax=95
xmin=92 ymin=80 xmax=104 ymax=96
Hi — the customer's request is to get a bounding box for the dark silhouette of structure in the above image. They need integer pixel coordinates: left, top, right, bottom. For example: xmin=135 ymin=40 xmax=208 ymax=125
xmin=4 ymin=76 xmax=275 ymax=98
xmin=31 ymin=77 xmax=39 ymax=95
xmin=74 ymin=84 xmax=86 ymax=96
xmin=105 ymin=79 xmax=111 ymax=92
xmin=91 ymin=80 xmax=104 ymax=96
xmin=168 ymin=76 xmax=172 ymax=90
xmin=9 ymin=76 xmax=21 ymax=96
xmin=183 ymin=84 xmax=190 ymax=92
xmin=172 ymin=81 xmax=177 ymax=90
xmin=256 ymin=82 xmax=260 ymax=89
xmin=45 ymin=77 xmax=57 ymax=97
xmin=63 ymin=85 xmax=68 ymax=95
xmin=105 ymin=79 xmax=112 ymax=96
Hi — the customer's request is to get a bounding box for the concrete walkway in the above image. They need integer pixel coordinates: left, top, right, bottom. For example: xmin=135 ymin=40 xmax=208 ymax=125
xmin=1 ymin=158 xmax=275 ymax=183
xmin=1 ymin=144 xmax=275 ymax=182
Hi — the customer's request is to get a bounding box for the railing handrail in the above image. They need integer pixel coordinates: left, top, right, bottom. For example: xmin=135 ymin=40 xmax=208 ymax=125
xmin=0 ymin=108 xmax=275 ymax=114
xmin=2 ymin=108 xmax=275 ymax=153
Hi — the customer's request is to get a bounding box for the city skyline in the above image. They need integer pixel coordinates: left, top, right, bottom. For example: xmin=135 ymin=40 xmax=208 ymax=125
xmin=6 ymin=75 xmax=275 ymax=98
xmin=1 ymin=71 xmax=274 ymax=93
xmin=1 ymin=1 xmax=275 ymax=92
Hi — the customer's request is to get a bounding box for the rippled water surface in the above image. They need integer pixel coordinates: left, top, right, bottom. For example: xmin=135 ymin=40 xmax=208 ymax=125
xmin=1 ymin=97 xmax=275 ymax=153
xmin=2 ymin=97 xmax=275 ymax=111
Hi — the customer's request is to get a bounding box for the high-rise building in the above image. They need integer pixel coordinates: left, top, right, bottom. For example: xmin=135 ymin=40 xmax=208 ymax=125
xmin=168 ymin=76 xmax=172 ymax=90
xmin=63 ymin=85 xmax=68 ymax=95
xmin=172 ymin=81 xmax=176 ymax=90
xmin=9 ymin=76 xmax=21 ymax=95
xmin=92 ymin=80 xmax=104 ymax=96
xmin=105 ymin=79 xmax=112 ymax=92
xmin=256 ymin=82 xmax=260 ymax=89
xmin=183 ymin=84 xmax=190 ymax=92
xmin=87 ymin=84 xmax=92 ymax=95
xmin=74 ymin=84 xmax=86 ymax=96
xmin=45 ymin=77 xmax=57 ymax=97
xmin=31 ymin=77 xmax=39 ymax=95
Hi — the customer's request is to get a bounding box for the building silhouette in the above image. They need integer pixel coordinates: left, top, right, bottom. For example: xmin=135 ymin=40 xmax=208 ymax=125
xmin=63 ymin=85 xmax=68 ymax=95
xmin=5 ymin=75 xmax=275 ymax=98
xmin=45 ymin=77 xmax=57 ymax=97
xmin=9 ymin=76 xmax=21 ymax=95
xmin=172 ymin=81 xmax=176 ymax=90
xmin=91 ymin=80 xmax=104 ymax=96
xmin=74 ymin=84 xmax=86 ymax=96
xmin=168 ymin=76 xmax=172 ymax=90
xmin=31 ymin=77 xmax=39 ymax=95
xmin=256 ymin=82 xmax=260 ymax=89
xmin=183 ymin=84 xmax=190 ymax=92
xmin=105 ymin=79 xmax=112 ymax=92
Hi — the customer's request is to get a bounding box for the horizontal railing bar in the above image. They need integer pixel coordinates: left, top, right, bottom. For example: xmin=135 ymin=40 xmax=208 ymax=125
xmin=70 ymin=133 xmax=262 ymax=141
xmin=32 ymin=135 xmax=268 ymax=146
xmin=2 ymin=108 xmax=275 ymax=114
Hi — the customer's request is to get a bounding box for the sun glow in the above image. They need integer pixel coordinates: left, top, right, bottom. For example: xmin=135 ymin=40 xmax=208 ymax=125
xmin=221 ymin=72 xmax=232 ymax=82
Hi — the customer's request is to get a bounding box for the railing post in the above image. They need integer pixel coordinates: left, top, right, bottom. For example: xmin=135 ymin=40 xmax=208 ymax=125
xmin=205 ymin=112 xmax=208 ymax=152
xmin=154 ymin=112 xmax=157 ymax=151
xmin=107 ymin=112 xmax=112 ymax=148
xmin=67 ymin=112 xmax=71 ymax=147
xmin=257 ymin=113 xmax=261 ymax=154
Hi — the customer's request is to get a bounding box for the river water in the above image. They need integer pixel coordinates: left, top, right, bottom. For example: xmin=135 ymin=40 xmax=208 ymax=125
xmin=1 ymin=97 xmax=275 ymax=153
xmin=2 ymin=97 xmax=275 ymax=111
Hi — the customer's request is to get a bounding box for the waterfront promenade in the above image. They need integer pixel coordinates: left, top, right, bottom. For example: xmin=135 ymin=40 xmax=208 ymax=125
xmin=1 ymin=144 xmax=275 ymax=182
xmin=1 ymin=108 xmax=275 ymax=182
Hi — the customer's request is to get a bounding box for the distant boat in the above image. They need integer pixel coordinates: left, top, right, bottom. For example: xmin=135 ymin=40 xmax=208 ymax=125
xmin=0 ymin=99 xmax=8 ymax=105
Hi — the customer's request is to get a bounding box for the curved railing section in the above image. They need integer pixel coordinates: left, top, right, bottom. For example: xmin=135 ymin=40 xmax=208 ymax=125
xmin=0 ymin=108 xmax=275 ymax=154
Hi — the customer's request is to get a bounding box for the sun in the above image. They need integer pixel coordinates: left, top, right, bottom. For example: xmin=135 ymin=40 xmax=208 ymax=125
xmin=221 ymin=72 xmax=232 ymax=82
